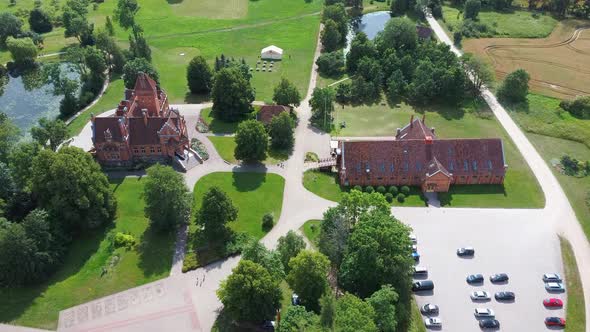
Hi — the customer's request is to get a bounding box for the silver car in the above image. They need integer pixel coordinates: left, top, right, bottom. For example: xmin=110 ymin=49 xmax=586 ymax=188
xmin=471 ymin=291 xmax=491 ymax=301
xmin=545 ymin=282 xmax=565 ymax=292
xmin=474 ymin=308 xmax=495 ymax=318
xmin=424 ymin=317 xmax=442 ymax=328
xmin=543 ymin=273 xmax=562 ymax=282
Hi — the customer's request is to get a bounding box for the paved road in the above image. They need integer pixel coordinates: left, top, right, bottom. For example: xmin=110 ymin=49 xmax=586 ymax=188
xmin=427 ymin=14 xmax=590 ymax=331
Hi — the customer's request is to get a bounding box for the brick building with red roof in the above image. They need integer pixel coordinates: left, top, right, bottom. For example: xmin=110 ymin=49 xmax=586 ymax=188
xmin=91 ymin=73 xmax=191 ymax=167
xmin=335 ymin=115 xmax=507 ymax=192
xmin=256 ymin=105 xmax=290 ymax=125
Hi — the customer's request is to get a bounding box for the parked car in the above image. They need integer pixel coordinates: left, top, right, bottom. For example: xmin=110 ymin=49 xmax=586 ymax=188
xmin=411 ymin=244 xmax=418 ymax=252
xmin=466 ymin=274 xmax=484 ymax=284
xmin=479 ymin=319 xmax=500 ymax=329
xmin=291 ymin=293 xmax=299 ymax=305
xmin=490 ymin=273 xmax=509 ymax=283
xmin=414 ymin=266 xmax=428 ymax=278
xmin=543 ymin=273 xmax=562 ymax=282
xmin=471 ymin=291 xmax=491 ymax=301
xmin=543 ymin=298 xmax=564 ymax=307
xmin=412 ymin=251 xmax=421 ymax=262
xmin=545 ymin=282 xmax=566 ymax=292
xmin=474 ymin=308 xmax=495 ymax=318
xmin=409 ymin=233 xmax=417 ymax=244
xmin=457 ymin=247 xmax=475 ymax=257
xmin=261 ymin=320 xmax=276 ymax=331
xmin=412 ymin=280 xmax=435 ymax=292
xmin=421 ymin=303 xmax=439 ymax=315
xmin=494 ymin=291 xmax=515 ymax=301
xmin=424 ymin=317 xmax=442 ymax=328
xmin=545 ymin=317 xmax=566 ymax=327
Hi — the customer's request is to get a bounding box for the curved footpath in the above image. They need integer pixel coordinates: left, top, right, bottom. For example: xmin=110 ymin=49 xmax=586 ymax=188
xmin=426 ymin=14 xmax=590 ymax=331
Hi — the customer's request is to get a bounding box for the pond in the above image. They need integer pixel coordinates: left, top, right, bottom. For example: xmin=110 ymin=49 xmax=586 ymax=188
xmin=0 ymin=63 xmax=80 ymax=135
xmin=345 ymin=11 xmax=392 ymax=56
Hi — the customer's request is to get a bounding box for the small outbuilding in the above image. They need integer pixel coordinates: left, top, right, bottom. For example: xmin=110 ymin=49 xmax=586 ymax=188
xmin=261 ymin=45 xmax=283 ymax=60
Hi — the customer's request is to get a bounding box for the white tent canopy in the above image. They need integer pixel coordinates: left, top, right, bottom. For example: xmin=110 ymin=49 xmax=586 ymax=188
xmin=261 ymin=45 xmax=283 ymax=60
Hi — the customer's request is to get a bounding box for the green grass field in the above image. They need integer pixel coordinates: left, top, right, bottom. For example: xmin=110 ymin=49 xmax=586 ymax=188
xmin=302 ymin=170 xmax=429 ymax=207
xmin=409 ymin=299 xmax=428 ymax=332
xmin=208 ymin=136 xmax=289 ymax=166
xmin=329 ymin=102 xmax=544 ymax=208
xmin=440 ymin=4 xmax=558 ymax=38
xmin=0 ymin=177 xmax=174 ymax=329
xmin=200 ymin=106 xmax=260 ymax=134
xmin=300 ymin=219 xmax=322 ymax=249
xmin=559 ymin=236 xmax=586 ymax=332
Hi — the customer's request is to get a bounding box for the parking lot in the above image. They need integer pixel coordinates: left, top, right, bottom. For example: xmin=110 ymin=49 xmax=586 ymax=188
xmin=394 ymin=207 xmax=565 ymax=331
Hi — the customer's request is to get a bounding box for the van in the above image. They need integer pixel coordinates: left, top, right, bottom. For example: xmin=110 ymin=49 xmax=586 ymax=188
xmin=414 ymin=266 xmax=428 ymax=277
xmin=412 ymin=280 xmax=434 ymax=292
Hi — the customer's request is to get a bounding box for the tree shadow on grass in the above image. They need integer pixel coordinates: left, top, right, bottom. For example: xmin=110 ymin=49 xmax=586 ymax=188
xmin=268 ymin=146 xmax=292 ymax=162
xmin=137 ymin=225 xmax=175 ymax=278
xmin=231 ymin=172 xmax=267 ymax=192
xmin=0 ymin=225 xmax=108 ymax=326
xmin=184 ymin=92 xmax=210 ymax=104
xmin=438 ymin=184 xmax=507 ymax=206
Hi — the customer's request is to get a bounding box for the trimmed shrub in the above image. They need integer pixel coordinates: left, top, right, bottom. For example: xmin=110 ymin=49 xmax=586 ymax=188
xmin=305 ymin=151 xmax=319 ymax=162
xmin=376 ymin=186 xmax=386 ymax=194
xmin=113 ymin=232 xmax=136 ymax=249
xmin=353 ymin=185 xmax=362 ymax=192
xmin=401 ymin=186 xmax=410 ymax=195
xmin=262 ymin=213 xmax=274 ymax=231
xmin=385 ymin=193 xmax=394 ymax=202
xmin=364 ymin=186 xmax=375 ymax=193
xmin=388 ymin=186 xmax=398 ymax=195
xmin=397 ymin=193 xmax=406 ymax=203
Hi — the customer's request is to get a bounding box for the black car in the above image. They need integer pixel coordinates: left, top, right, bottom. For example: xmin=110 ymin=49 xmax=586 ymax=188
xmin=490 ymin=273 xmax=509 ymax=283
xmin=479 ymin=319 xmax=500 ymax=329
xmin=466 ymin=274 xmax=484 ymax=284
xmin=494 ymin=291 xmax=515 ymax=301
xmin=457 ymin=247 xmax=475 ymax=257
xmin=412 ymin=280 xmax=434 ymax=292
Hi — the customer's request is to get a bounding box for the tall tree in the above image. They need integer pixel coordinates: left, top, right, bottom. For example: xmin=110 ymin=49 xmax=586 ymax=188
xmin=43 ymin=63 xmax=80 ymax=117
xmin=375 ymin=17 xmax=418 ymax=52
xmin=115 ymin=0 xmax=139 ymax=29
xmin=211 ymin=67 xmax=255 ymax=121
xmin=143 ymin=164 xmax=190 ymax=232
xmin=319 ymin=292 xmax=336 ymax=329
xmin=186 ymin=55 xmax=213 ymax=94
xmin=462 ymin=53 xmax=494 ymax=92
xmin=122 ymin=57 xmax=159 ymax=88
xmin=309 ymin=87 xmax=335 ymax=131
xmin=346 ymin=32 xmax=376 ymax=74
xmin=321 ymin=19 xmax=342 ymax=52
xmin=367 ymin=285 xmax=399 ymax=332
xmin=273 ymin=78 xmax=301 ymax=107
xmin=234 ymin=120 xmax=268 ymax=163
xmin=241 ymin=241 xmax=285 ymax=280
xmin=463 ymin=0 xmax=481 ymax=19
xmin=287 ymin=250 xmax=330 ymax=312
xmin=30 ymin=117 xmax=69 ymax=151
xmin=217 ymin=260 xmax=282 ymax=322
xmin=278 ymin=305 xmax=319 ymax=332
xmin=8 ymin=142 xmax=40 ymax=191
xmin=277 ymin=230 xmax=306 ymax=273
xmin=334 ymin=294 xmax=377 ymax=332
xmin=0 ymin=163 xmax=15 ymax=202
xmin=498 ymin=68 xmax=530 ymax=103
xmin=62 ymin=0 xmax=93 ymax=44
xmin=0 ymin=112 xmax=20 ymax=164
xmin=31 ymin=147 xmax=117 ymax=230
xmin=269 ymin=111 xmax=295 ymax=150
xmin=128 ymin=24 xmax=151 ymax=61
xmin=29 ymin=8 xmax=53 ymax=33
xmin=95 ymin=30 xmax=126 ymax=74
xmin=105 ymin=15 xmax=115 ymax=35
xmin=6 ymin=37 xmax=38 ymax=67
xmin=322 ymin=3 xmax=348 ymax=43
xmin=196 ymin=186 xmax=238 ymax=241
xmin=0 ymin=13 xmax=23 ymax=45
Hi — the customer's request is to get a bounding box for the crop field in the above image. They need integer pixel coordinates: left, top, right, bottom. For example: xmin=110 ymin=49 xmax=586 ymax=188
xmin=463 ymin=20 xmax=590 ymax=99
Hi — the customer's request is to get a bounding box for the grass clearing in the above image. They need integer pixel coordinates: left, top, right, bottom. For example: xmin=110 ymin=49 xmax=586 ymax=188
xmin=169 ymin=0 xmax=248 ymax=19
xmin=0 ymin=177 xmax=174 ymax=329
xmin=441 ymin=4 xmax=558 ymax=38
xmin=303 ymin=170 xmax=428 ymax=207
xmin=559 ymin=236 xmax=586 ymax=332
xmin=328 ymin=101 xmax=544 ymax=208
xmin=208 ymin=136 xmax=290 ymax=165
xmin=463 ymin=20 xmax=590 ymax=99
xmin=300 ymin=219 xmax=322 ymax=249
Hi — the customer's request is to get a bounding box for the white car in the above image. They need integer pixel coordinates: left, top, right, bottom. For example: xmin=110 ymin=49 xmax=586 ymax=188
xmin=424 ymin=317 xmax=442 ymax=328
xmin=543 ymin=273 xmax=562 ymax=282
xmin=545 ymin=282 xmax=565 ymax=292
xmin=471 ymin=291 xmax=491 ymax=301
xmin=474 ymin=308 xmax=495 ymax=318
xmin=409 ymin=234 xmax=417 ymax=244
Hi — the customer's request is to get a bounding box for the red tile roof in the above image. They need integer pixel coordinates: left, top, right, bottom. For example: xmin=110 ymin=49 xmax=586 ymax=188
xmin=93 ymin=117 xmax=124 ymax=143
xmin=257 ymin=105 xmax=289 ymax=124
xmin=396 ymin=115 xmax=436 ymax=140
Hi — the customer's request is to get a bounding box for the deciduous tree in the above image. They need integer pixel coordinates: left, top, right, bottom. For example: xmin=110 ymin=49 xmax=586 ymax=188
xmin=0 ymin=13 xmax=23 ymax=45
xmin=464 ymin=0 xmax=481 ymax=19
xmin=143 ymin=164 xmax=190 ymax=232
xmin=269 ymin=111 xmax=295 ymax=150
xmin=187 ymin=55 xmax=213 ymax=94
xmin=8 ymin=142 xmax=40 ymax=191
xmin=115 ymin=0 xmax=139 ymax=29
xmin=196 ymin=186 xmax=238 ymax=241
xmin=122 ymin=57 xmax=159 ymax=88
xmin=462 ymin=53 xmax=494 ymax=92
xmin=309 ymin=87 xmax=335 ymax=131
xmin=321 ymin=19 xmax=342 ymax=52
xmin=241 ymin=241 xmax=285 ymax=280
xmin=346 ymin=32 xmax=376 ymax=74
xmin=29 ymin=8 xmax=53 ymax=33
xmin=211 ymin=67 xmax=255 ymax=121
xmin=128 ymin=24 xmax=151 ymax=61
xmin=234 ymin=120 xmax=268 ymax=163
xmin=278 ymin=305 xmax=319 ymax=332
xmin=287 ymin=250 xmax=330 ymax=312
xmin=277 ymin=230 xmax=306 ymax=273
xmin=334 ymin=294 xmax=377 ymax=332
xmin=498 ymin=68 xmax=530 ymax=103
xmin=30 ymin=117 xmax=69 ymax=151
xmin=367 ymin=285 xmax=399 ymax=332
xmin=375 ymin=17 xmax=418 ymax=52
xmin=0 ymin=112 xmax=20 ymax=163
xmin=273 ymin=78 xmax=301 ymax=107
xmin=6 ymin=37 xmax=38 ymax=67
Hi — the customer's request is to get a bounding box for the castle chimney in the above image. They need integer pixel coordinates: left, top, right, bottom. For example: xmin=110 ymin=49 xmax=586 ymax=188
xmin=410 ymin=115 xmax=414 ymax=127
xmin=396 ymin=128 xmax=401 ymax=137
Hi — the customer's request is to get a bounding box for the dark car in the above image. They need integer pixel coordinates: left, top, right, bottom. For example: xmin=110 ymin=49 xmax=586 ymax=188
xmin=412 ymin=280 xmax=434 ymax=292
xmin=490 ymin=273 xmax=509 ymax=283
xmin=494 ymin=291 xmax=515 ymax=301
xmin=261 ymin=320 xmax=276 ymax=331
xmin=412 ymin=251 xmax=421 ymax=262
xmin=457 ymin=247 xmax=475 ymax=257
xmin=479 ymin=319 xmax=500 ymax=329
xmin=545 ymin=317 xmax=566 ymax=327
xmin=466 ymin=274 xmax=484 ymax=284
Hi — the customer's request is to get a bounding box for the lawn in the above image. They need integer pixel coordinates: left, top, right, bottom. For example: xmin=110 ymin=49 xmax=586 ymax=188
xmin=208 ymin=136 xmax=290 ymax=166
xmin=328 ymin=101 xmax=544 ymax=208
xmin=440 ymin=4 xmax=558 ymax=38
xmin=200 ymin=106 xmax=260 ymax=134
xmin=303 ymin=170 xmax=428 ymax=207
xmin=409 ymin=299 xmax=427 ymax=332
xmin=559 ymin=236 xmax=586 ymax=332
xmin=300 ymin=219 xmax=322 ymax=249
xmin=0 ymin=177 xmax=175 ymax=329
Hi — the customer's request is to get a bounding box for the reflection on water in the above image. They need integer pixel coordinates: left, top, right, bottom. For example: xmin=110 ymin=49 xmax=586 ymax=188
xmin=345 ymin=11 xmax=392 ymax=56
xmin=0 ymin=63 xmax=79 ymax=134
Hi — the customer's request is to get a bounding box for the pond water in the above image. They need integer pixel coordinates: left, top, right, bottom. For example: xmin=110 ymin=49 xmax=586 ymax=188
xmin=0 ymin=63 xmax=79 ymax=134
xmin=345 ymin=11 xmax=392 ymax=55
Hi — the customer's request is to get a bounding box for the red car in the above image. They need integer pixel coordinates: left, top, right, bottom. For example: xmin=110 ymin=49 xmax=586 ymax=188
xmin=544 ymin=298 xmax=564 ymax=307
xmin=545 ymin=317 xmax=566 ymax=327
